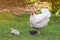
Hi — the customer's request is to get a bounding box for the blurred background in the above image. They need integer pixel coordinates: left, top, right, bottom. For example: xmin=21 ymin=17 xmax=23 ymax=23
xmin=0 ymin=0 xmax=59 ymax=16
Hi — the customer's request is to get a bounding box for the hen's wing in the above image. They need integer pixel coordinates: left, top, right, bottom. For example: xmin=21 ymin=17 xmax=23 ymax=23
xmin=35 ymin=14 xmax=47 ymax=24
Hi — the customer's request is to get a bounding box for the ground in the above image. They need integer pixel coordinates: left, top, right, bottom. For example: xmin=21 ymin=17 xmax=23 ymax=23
xmin=0 ymin=12 xmax=60 ymax=40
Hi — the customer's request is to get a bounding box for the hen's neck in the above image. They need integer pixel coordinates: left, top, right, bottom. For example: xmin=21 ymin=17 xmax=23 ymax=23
xmin=31 ymin=12 xmax=36 ymax=16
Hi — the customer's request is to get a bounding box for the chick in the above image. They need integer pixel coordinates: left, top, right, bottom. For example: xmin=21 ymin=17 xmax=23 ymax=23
xmin=29 ymin=30 xmax=38 ymax=35
xmin=11 ymin=28 xmax=20 ymax=36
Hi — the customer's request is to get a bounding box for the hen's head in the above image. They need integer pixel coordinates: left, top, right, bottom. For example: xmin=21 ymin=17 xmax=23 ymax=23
xmin=30 ymin=8 xmax=36 ymax=16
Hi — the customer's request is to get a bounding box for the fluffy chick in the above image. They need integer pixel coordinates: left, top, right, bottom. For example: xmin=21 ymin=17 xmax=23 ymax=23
xmin=11 ymin=28 xmax=20 ymax=36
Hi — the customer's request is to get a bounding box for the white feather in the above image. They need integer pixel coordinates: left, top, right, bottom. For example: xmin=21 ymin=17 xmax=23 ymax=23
xmin=11 ymin=28 xmax=20 ymax=36
xmin=30 ymin=8 xmax=51 ymax=28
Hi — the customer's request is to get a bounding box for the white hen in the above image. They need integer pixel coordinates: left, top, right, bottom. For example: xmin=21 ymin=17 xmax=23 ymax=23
xmin=11 ymin=28 xmax=20 ymax=36
xmin=30 ymin=8 xmax=51 ymax=34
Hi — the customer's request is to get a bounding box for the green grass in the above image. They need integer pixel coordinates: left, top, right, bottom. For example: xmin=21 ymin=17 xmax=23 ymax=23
xmin=0 ymin=12 xmax=60 ymax=40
